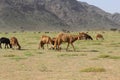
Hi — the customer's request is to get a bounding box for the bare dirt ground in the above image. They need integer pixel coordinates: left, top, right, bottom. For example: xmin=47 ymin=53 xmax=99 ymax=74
xmin=0 ymin=31 xmax=120 ymax=80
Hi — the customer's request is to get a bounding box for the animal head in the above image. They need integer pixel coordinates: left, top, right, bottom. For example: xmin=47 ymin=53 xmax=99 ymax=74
xmin=40 ymin=41 xmax=44 ymax=49
xmin=79 ymin=32 xmax=86 ymax=40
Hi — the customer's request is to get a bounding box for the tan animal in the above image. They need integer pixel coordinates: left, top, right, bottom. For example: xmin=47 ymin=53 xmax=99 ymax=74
xmin=38 ymin=35 xmax=53 ymax=49
xmin=54 ymin=33 xmax=81 ymax=51
xmin=10 ymin=37 xmax=21 ymax=50
xmin=96 ymin=34 xmax=104 ymax=40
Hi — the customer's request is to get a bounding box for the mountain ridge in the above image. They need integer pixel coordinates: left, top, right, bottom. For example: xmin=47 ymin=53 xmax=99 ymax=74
xmin=0 ymin=0 xmax=119 ymax=31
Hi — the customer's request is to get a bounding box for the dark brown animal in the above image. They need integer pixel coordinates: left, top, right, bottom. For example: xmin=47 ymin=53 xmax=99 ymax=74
xmin=79 ymin=32 xmax=93 ymax=40
xmin=10 ymin=37 xmax=21 ymax=50
xmin=54 ymin=33 xmax=81 ymax=51
xmin=96 ymin=34 xmax=104 ymax=40
xmin=51 ymin=37 xmax=57 ymax=45
xmin=38 ymin=35 xmax=53 ymax=49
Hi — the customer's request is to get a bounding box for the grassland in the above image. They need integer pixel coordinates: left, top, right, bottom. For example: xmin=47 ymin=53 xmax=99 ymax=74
xmin=0 ymin=31 xmax=120 ymax=80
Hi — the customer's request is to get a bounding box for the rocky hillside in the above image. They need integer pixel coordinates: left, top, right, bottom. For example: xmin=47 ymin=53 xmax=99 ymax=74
xmin=0 ymin=0 xmax=119 ymax=31
xmin=110 ymin=13 xmax=120 ymax=25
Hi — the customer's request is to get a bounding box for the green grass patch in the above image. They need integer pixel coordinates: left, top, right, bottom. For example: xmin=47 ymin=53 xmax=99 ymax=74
xmin=58 ymin=53 xmax=79 ymax=57
xmin=3 ymin=54 xmax=16 ymax=57
xmin=98 ymin=54 xmax=120 ymax=59
xmin=109 ymin=56 xmax=120 ymax=59
xmin=89 ymin=50 xmax=99 ymax=52
xmin=98 ymin=54 xmax=110 ymax=58
xmin=11 ymin=56 xmax=27 ymax=61
xmin=24 ymin=51 xmax=33 ymax=57
xmin=109 ymin=43 xmax=120 ymax=47
xmin=80 ymin=53 xmax=87 ymax=56
xmin=92 ymin=42 xmax=102 ymax=45
xmin=81 ymin=67 xmax=106 ymax=72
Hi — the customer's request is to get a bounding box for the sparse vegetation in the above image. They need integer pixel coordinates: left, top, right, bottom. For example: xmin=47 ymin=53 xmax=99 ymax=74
xmin=98 ymin=54 xmax=120 ymax=59
xmin=98 ymin=54 xmax=110 ymax=58
xmin=11 ymin=56 xmax=27 ymax=61
xmin=0 ymin=31 xmax=120 ymax=80
xmin=81 ymin=67 xmax=106 ymax=72
xmin=0 ymin=0 xmax=120 ymax=32
xmin=3 ymin=54 xmax=16 ymax=57
xmin=24 ymin=51 xmax=33 ymax=57
xmin=58 ymin=53 xmax=79 ymax=57
xmin=89 ymin=50 xmax=99 ymax=52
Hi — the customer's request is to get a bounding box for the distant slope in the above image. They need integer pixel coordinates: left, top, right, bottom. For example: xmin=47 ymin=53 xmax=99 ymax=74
xmin=0 ymin=0 xmax=119 ymax=31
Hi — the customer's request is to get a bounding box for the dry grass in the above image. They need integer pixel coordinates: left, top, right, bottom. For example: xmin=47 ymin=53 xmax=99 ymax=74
xmin=0 ymin=31 xmax=120 ymax=80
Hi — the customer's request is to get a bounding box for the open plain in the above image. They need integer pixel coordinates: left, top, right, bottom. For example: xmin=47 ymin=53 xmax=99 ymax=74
xmin=0 ymin=31 xmax=120 ymax=80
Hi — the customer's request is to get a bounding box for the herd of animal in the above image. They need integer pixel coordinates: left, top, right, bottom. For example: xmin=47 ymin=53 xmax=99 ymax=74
xmin=38 ymin=32 xmax=104 ymax=51
xmin=0 ymin=32 xmax=104 ymax=51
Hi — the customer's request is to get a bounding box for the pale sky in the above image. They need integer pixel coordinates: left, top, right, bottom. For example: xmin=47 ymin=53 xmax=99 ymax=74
xmin=77 ymin=0 xmax=120 ymax=14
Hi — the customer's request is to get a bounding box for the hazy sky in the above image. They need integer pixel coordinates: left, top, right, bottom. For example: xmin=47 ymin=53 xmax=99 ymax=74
xmin=77 ymin=0 xmax=120 ymax=14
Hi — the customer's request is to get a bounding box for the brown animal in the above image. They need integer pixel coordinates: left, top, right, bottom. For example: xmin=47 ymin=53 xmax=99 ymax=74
xmin=96 ymin=34 xmax=104 ymax=40
xmin=10 ymin=37 xmax=21 ymax=50
xmin=38 ymin=35 xmax=53 ymax=49
xmin=54 ymin=33 xmax=81 ymax=51
xmin=51 ymin=37 xmax=56 ymax=45
xmin=51 ymin=37 xmax=62 ymax=50
xmin=79 ymin=32 xmax=93 ymax=40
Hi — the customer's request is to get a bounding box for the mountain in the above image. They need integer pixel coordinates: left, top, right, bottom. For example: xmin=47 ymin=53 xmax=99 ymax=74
xmin=110 ymin=13 xmax=120 ymax=25
xmin=0 ymin=0 xmax=119 ymax=31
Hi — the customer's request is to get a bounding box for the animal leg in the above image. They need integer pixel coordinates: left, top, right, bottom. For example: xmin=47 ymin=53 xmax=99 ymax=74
xmin=54 ymin=39 xmax=58 ymax=50
xmin=6 ymin=44 xmax=9 ymax=48
xmin=5 ymin=44 xmax=7 ymax=49
xmin=42 ymin=45 xmax=44 ymax=49
xmin=71 ymin=43 xmax=75 ymax=51
xmin=9 ymin=44 xmax=12 ymax=48
xmin=66 ymin=43 xmax=69 ymax=51
xmin=0 ymin=43 xmax=2 ymax=49
xmin=47 ymin=44 xmax=49 ymax=49
xmin=17 ymin=43 xmax=21 ymax=50
xmin=58 ymin=41 xmax=62 ymax=50
xmin=38 ymin=42 xmax=41 ymax=49
xmin=11 ymin=44 xmax=15 ymax=50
